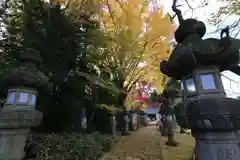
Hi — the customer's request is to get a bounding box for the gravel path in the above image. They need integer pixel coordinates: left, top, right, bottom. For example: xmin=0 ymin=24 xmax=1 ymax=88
xmin=104 ymin=126 xmax=164 ymax=160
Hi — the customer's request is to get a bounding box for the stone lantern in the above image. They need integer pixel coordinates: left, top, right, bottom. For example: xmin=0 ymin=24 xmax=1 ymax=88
xmin=160 ymin=0 xmax=240 ymax=159
xmin=122 ymin=110 xmax=130 ymax=135
xmin=0 ymin=48 xmax=48 ymax=160
xmin=160 ymin=87 xmax=180 ymax=146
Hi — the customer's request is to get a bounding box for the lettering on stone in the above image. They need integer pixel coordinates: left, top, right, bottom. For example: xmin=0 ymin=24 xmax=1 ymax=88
xmin=217 ymin=148 xmax=236 ymax=160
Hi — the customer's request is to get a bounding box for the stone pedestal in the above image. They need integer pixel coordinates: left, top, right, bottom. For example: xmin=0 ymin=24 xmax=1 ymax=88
xmin=0 ymin=110 xmax=42 ymax=160
xmin=194 ymin=132 xmax=240 ymax=160
xmin=174 ymin=97 xmax=240 ymax=160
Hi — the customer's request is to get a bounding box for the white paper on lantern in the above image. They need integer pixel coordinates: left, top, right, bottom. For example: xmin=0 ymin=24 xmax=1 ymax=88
xmin=186 ymin=78 xmax=196 ymax=92
xmin=7 ymin=92 xmax=15 ymax=104
xmin=31 ymin=94 xmax=36 ymax=105
xmin=200 ymin=74 xmax=216 ymax=90
xmin=19 ymin=93 xmax=28 ymax=103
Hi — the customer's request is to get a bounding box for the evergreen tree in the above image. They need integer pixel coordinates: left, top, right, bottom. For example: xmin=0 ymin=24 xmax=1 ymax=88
xmin=0 ymin=0 xmax=103 ymax=131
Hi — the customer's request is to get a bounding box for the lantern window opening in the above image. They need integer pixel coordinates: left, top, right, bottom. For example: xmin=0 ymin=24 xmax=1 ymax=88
xmin=199 ymin=73 xmax=217 ymax=90
xmin=6 ymin=92 xmax=15 ymax=105
xmin=5 ymin=87 xmax=38 ymax=108
xmin=185 ymin=77 xmax=196 ymax=93
xmin=194 ymin=67 xmax=225 ymax=94
xmin=31 ymin=94 xmax=37 ymax=105
xmin=18 ymin=92 xmax=29 ymax=104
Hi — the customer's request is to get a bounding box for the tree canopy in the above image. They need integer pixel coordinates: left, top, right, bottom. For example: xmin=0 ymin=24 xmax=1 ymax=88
xmin=95 ymin=0 xmax=174 ymax=104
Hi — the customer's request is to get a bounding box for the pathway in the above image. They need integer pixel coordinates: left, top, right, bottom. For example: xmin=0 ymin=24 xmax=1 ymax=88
xmin=104 ymin=126 xmax=164 ymax=160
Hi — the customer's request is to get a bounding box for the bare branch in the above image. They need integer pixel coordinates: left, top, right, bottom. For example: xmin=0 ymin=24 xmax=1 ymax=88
xmin=172 ymin=0 xmax=184 ymax=24
xmin=184 ymin=0 xmax=193 ymax=11
xmin=207 ymin=18 xmax=240 ymax=38
xmin=125 ymin=67 xmax=148 ymax=89
xmin=124 ymin=69 xmax=148 ymax=94
xmin=184 ymin=0 xmax=194 ymax=17
xmin=167 ymin=13 xmax=177 ymax=22
xmin=105 ymin=0 xmax=116 ymax=26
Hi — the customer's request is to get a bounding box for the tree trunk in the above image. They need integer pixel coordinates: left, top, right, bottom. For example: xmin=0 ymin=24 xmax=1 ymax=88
xmin=117 ymin=92 xmax=126 ymax=107
xmin=116 ymin=78 xmax=126 ymax=107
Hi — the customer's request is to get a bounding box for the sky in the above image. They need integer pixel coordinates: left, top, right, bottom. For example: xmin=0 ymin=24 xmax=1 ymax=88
xmin=160 ymin=0 xmax=240 ymax=98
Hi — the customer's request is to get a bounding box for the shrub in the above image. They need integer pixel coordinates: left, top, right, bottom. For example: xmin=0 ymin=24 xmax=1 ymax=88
xmin=25 ymin=132 xmax=113 ymax=160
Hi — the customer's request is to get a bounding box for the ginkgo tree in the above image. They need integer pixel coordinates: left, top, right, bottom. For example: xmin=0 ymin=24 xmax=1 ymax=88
xmin=95 ymin=0 xmax=175 ymax=106
xmin=59 ymin=0 xmax=175 ymax=106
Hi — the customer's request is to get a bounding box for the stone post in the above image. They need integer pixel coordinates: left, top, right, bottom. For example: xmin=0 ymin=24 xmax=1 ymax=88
xmin=111 ymin=115 xmax=117 ymax=140
xmin=81 ymin=108 xmax=87 ymax=132
xmin=122 ymin=112 xmax=130 ymax=135
xmin=160 ymin=0 xmax=240 ymax=159
xmin=131 ymin=113 xmax=137 ymax=130
xmin=136 ymin=110 xmax=140 ymax=129
xmin=124 ymin=115 xmax=129 ymax=132
xmin=0 ymin=48 xmax=48 ymax=160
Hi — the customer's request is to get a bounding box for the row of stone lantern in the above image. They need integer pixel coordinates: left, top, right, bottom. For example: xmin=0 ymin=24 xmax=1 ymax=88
xmin=160 ymin=0 xmax=240 ymax=159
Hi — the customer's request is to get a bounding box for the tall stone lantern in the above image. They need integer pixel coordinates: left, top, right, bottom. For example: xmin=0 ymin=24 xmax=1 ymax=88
xmin=0 ymin=48 xmax=48 ymax=160
xmin=160 ymin=0 xmax=240 ymax=159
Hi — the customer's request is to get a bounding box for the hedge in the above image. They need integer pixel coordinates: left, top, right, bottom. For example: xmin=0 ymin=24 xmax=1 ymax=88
xmin=24 ymin=132 xmax=113 ymax=160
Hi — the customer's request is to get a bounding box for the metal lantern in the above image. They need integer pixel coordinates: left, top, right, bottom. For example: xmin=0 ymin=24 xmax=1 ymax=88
xmin=160 ymin=0 xmax=240 ymax=159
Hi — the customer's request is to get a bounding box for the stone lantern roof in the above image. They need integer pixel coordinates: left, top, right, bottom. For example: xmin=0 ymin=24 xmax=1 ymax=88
xmin=160 ymin=1 xmax=240 ymax=80
xmin=0 ymin=48 xmax=49 ymax=90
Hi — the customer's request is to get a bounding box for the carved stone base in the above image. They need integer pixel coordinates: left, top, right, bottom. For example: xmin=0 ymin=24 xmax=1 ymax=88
xmin=174 ymin=98 xmax=240 ymax=131
xmin=193 ymin=131 xmax=240 ymax=160
xmin=0 ymin=110 xmax=42 ymax=160
xmin=0 ymin=129 xmax=29 ymax=160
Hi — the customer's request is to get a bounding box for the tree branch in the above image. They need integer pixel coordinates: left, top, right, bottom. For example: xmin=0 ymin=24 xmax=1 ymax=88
xmin=106 ymin=0 xmax=116 ymax=26
xmin=172 ymin=0 xmax=184 ymax=24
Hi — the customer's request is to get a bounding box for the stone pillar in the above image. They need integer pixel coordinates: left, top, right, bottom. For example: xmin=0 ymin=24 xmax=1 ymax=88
xmin=193 ymin=132 xmax=240 ymax=160
xmin=0 ymin=48 xmax=48 ymax=160
xmin=165 ymin=113 xmax=178 ymax=146
xmin=131 ymin=113 xmax=137 ymax=130
xmin=111 ymin=115 xmax=117 ymax=140
xmin=161 ymin=117 xmax=168 ymax=137
xmin=174 ymin=98 xmax=240 ymax=160
xmin=136 ymin=110 xmax=140 ymax=129
xmin=122 ymin=113 xmax=130 ymax=135
xmin=124 ymin=115 xmax=129 ymax=132
xmin=81 ymin=108 xmax=87 ymax=132
xmin=0 ymin=110 xmax=42 ymax=159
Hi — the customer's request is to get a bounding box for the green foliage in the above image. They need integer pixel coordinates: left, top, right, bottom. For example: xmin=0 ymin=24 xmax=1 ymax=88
xmin=26 ymin=132 xmax=113 ymax=160
xmin=96 ymin=104 xmax=122 ymax=115
xmin=0 ymin=0 xmax=114 ymax=132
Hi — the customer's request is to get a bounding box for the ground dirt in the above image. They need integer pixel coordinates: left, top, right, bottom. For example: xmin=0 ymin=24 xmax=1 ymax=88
xmin=104 ymin=126 xmax=194 ymax=160
xmin=162 ymin=130 xmax=195 ymax=160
